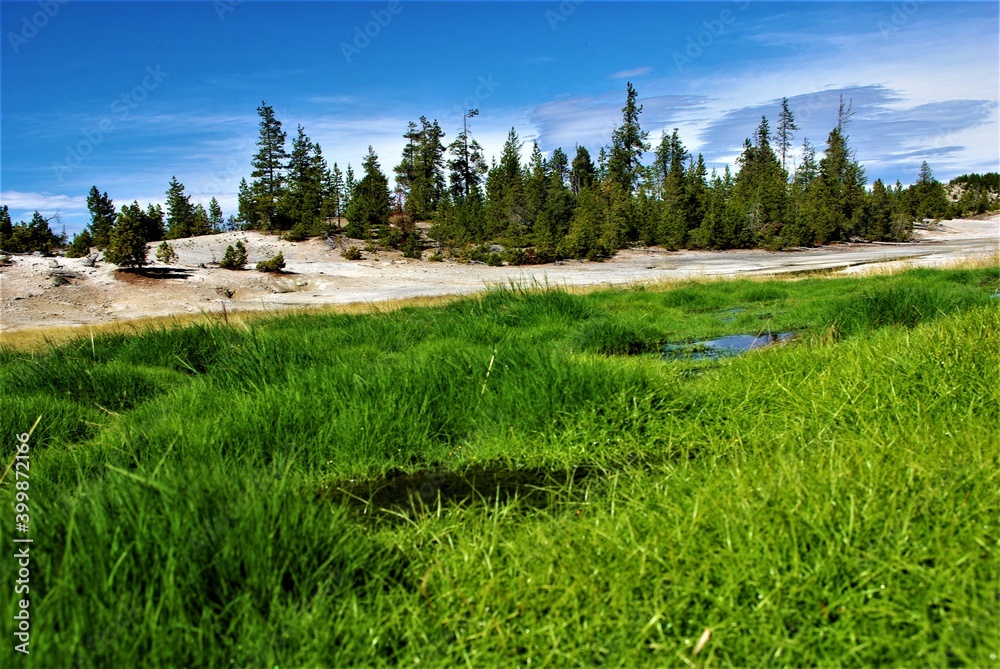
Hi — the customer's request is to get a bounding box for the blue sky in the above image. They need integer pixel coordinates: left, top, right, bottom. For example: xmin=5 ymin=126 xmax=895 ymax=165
xmin=2 ymin=1 xmax=998 ymax=234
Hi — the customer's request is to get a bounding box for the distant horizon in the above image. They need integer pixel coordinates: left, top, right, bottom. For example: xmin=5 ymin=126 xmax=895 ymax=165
xmin=2 ymin=1 xmax=997 ymax=234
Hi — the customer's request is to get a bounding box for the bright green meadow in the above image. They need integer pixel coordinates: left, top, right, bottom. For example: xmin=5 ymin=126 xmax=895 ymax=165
xmin=1 ymin=266 xmax=998 ymax=667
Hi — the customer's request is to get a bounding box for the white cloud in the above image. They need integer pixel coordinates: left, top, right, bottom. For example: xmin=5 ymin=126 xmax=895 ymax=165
xmin=0 ymin=191 xmax=88 ymax=225
xmin=610 ymin=66 xmax=653 ymax=80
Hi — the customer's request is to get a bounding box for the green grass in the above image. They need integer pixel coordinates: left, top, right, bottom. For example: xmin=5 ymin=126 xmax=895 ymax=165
xmin=1 ymin=267 xmax=997 ymax=667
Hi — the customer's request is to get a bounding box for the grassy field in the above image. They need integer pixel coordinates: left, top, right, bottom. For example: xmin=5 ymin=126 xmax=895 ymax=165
xmin=1 ymin=266 xmax=997 ymax=667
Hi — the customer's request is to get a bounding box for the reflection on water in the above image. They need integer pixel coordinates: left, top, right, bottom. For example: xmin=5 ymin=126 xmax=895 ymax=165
xmin=664 ymin=332 xmax=794 ymax=360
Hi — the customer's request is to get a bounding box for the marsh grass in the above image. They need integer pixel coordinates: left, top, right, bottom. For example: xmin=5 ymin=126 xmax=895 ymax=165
xmin=0 ymin=267 xmax=997 ymax=667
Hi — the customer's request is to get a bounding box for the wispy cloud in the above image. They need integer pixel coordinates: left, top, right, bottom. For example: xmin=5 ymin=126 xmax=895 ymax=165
xmin=528 ymin=91 xmax=709 ymax=153
xmin=610 ymin=66 xmax=653 ymax=80
xmin=697 ymin=85 xmax=998 ymax=180
xmin=0 ymin=191 xmax=88 ymax=225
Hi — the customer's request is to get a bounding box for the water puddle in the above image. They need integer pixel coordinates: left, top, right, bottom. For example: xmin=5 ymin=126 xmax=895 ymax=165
xmin=326 ymin=465 xmax=595 ymax=519
xmin=664 ymin=332 xmax=794 ymax=361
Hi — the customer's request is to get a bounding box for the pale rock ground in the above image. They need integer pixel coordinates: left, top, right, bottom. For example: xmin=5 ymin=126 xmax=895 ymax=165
xmin=1 ymin=215 xmax=996 ymax=340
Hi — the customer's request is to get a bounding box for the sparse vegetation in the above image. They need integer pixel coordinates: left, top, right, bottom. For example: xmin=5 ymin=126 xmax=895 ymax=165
xmin=1 ymin=267 xmax=996 ymax=666
xmin=341 ymin=245 xmax=362 ymax=260
xmin=155 ymin=240 xmax=178 ymax=264
xmin=255 ymin=250 xmax=285 ymax=272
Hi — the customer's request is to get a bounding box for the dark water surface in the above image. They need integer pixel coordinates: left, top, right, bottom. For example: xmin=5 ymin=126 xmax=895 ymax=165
xmin=664 ymin=332 xmax=795 ymax=360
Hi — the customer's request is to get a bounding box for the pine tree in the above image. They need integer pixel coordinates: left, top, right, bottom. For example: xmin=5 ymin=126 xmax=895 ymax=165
xmin=683 ymin=155 xmax=709 ymax=243
xmin=776 ymin=97 xmax=798 ymax=173
xmin=396 ymin=117 xmax=447 ymax=220
xmin=784 ymin=139 xmax=819 ymax=247
xmin=447 ymin=109 xmax=487 ymax=203
xmin=860 ymin=179 xmax=893 ymax=240
xmin=250 ymin=101 xmax=289 ymax=229
xmin=570 ymin=146 xmax=596 ymax=196
xmin=910 ymin=161 xmax=948 ymax=220
xmin=607 ymin=82 xmax=650 ymax=195
xmin=395 ymin=121 xmax=420 ymax=214
xmin=237 ymin=178 xmax=256 ymax=228
xmin=165 ymin=176 xmax=196 ymax=239
xmin=655 ymin=129 xmax=689 ymax=249
xmin=66 ymin=229 xmax=93 ymax=258
xmin=558 ymin=186 xmax=607 ymax=260
xmin=732 ymin=117 xmax=789 ymax=247
xmin=344 ymin=164 xmax=356 ymax=210
xmin=540 ymin=147 xmax=573 ymax=241
xmin=809 ymin=125 xmax=867 ymax=243
xmin=86 ymin=186 xmax=116 ymax=248
xmin=208 ymin=197 xmax=224 ymax=232
xmin=281 ymin=125 xmax=325 ymax=233
xmin=104 ymin=202 xmax=149 ymax=267
xmin=484 ymin=127 xmax=525 ymax=240
xmin=521 ymin=143 xmax=548 ymax=241
xmin=323 ymin=162 xmax=345 ymax=230
xmin=144 ymin=204 xmax=166 ymax=242
xmin=343 ymin=146 xmax=390 ymax=239
xmin=0 ymin=205 xmax=12 ymax=249
xmin=416 ymin=118 xmax=447 ymax=216
xmin=5 ymin=212 xmax=62 ymax=254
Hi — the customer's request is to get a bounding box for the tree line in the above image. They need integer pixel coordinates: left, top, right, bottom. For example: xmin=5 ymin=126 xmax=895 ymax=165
xmin=231 ymin=89 xmax=999 ymax=262
xmin=2 ymin=84 xmax=997 ymax=264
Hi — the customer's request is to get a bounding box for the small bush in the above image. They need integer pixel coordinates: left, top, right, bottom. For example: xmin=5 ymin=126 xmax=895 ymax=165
xmin=402 ymin=234 xmax=422 ymax=259
xmin=486 ymin=253 xmax=503 ymax=267
xmin=155 ymin=241 xmax=178 ymax=265
xmin=503 ymin=248 xmax=529 ymax=266
xmin=282 ymin=222 xmax=310 ymax=242
xmin=428 ymin=250 xmax=444 ymax=262
xmin=66 ymin=231 xmax=93 ymax=258
xmin=219 ymin=241 xmax=248 ymax=270
xmin=256 ymin=251 xmax=285 ymax=272
xmin=341 ymin=246 xmax=362 ymax=261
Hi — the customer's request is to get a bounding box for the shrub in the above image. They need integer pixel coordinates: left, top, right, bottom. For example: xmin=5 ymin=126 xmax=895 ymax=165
xmin=341 ymin=246 xmax=362 ymax=261
xmin=428 ymin=250 xmax=444 ymax=262
xmin=402 ymin=234 xmax=422 ymax=259
xmin=282 ymin=222 xmax=310 ymax=242
xmin=66 ymin=230 xmax=93 ymax=258
xmin=486 ymin=253 xmax=503 ymax=267
xmin=219 ymin=241 xmax=248 ymax=270
xmin=256 ymin=251 xmax=285 ymax=272
xmin=503 ymin=248 xmax=529 ymax=266
xmin=103 ymin=206 xmax=148 ymax=268
xmin=155 ymin=241 xmax=178 ymax=265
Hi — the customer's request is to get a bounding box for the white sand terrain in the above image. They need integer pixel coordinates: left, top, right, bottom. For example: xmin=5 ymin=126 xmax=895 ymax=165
xmin=1 ymin=215 xmax=996 ymax=340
